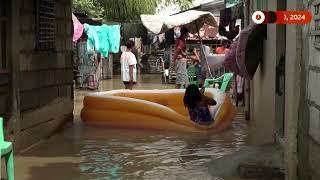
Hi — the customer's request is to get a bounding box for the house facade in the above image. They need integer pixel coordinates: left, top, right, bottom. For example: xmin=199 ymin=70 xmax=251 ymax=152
xmin=245 ymin=0 xmax=320 ymax=179
xmin=0 ymin=0 xmax=73 ymax=151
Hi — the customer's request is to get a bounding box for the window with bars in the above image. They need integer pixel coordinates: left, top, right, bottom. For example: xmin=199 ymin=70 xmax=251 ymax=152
xmin=312 ymin=1 xmax=320 ymax=49
xmin=0 ymin=0 xmax=8 ymax=70
xmin=35 ymin=0 xmax=56 ymax=51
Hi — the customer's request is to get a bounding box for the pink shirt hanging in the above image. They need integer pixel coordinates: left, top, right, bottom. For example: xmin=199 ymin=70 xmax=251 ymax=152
xmin=72 ymin=13 xmax=84 ymax=42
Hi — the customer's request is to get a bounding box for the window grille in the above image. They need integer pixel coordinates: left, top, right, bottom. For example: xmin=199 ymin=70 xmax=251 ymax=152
xmin=312 ymin=1 xmax=320 ymax=49
xmin=35 ymin=0 xmax=56 ymax=51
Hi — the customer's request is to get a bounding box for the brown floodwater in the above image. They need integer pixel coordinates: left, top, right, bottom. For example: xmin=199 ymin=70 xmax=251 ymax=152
xmin=15 ymin=74 xmax=249 ymax=180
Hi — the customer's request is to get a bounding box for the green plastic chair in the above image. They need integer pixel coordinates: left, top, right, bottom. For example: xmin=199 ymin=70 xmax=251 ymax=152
xmin=0 ymin=117 xmax=14 ymax=180
xmin=187 ymin=67 xmax=198 ymax=86
xmin=204 ymin=73 xmax=234 ymax=92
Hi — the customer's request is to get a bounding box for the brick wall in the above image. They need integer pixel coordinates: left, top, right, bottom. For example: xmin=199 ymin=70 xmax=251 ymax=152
xmin=17 ymin=0 xmax=73 ymax=150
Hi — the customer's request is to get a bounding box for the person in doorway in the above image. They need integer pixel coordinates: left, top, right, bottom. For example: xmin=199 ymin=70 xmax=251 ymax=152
xmin=173 ymin=27 xmax=189 ymax=89
xmin=184 ymin=85 xmax=217 ymax=125
xmin=120 ymin=40 xmax=137 ymax=90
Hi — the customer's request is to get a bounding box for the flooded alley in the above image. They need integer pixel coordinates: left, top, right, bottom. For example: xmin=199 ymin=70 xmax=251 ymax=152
xmin=14 ymin=75 xmax=249 ymax=180
xmin=1 ymin=0 xmax=319 ymax=179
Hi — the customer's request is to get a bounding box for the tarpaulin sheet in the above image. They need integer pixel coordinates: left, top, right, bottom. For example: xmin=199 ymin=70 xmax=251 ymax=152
xmin=141 ymin=10 xmax=218 ymax=35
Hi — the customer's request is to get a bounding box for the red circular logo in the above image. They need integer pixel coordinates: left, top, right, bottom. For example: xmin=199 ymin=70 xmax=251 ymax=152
xmin=256 ymin=15 xmax=261 ymax=20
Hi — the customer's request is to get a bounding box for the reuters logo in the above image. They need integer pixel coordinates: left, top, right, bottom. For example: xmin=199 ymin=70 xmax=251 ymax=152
xmin=252 ymin=11 xmax=265 ymax=24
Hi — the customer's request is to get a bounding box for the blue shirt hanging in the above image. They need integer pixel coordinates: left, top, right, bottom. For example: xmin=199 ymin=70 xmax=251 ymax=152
xmin=83 ymin=23 xmax=121 ymax=58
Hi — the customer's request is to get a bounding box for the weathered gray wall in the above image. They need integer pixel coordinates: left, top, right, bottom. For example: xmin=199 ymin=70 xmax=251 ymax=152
xmin=305 ymin=44 xmax=320 ymax=180
xmin=243 ymin=0 xmax=319 ymax=179
xmin=16 ymin=0 xmax=74 ymax=150
xmin=248 ymin=0 xmax=279 ymax=145
xmin=297 ymin=1 xmax=320 ymax=179
xmin=0 ymin=1 xmax=11 ymax=129
xmin=102 ymin=55 xmax=113 ymax=79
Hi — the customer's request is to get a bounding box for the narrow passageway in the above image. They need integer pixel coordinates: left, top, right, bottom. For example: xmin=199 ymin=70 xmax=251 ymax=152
xmin=0 ymin=0 xmax=315 ymax=179
xmin=13 ymin=74 xmax=249 ymax=180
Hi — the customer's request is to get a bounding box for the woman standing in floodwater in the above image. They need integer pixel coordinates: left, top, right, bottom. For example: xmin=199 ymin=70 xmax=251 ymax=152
xmin=120 ymin=40 xmax=137 ymax=90
xmin=173 ymin=27 xmax=189 ymax=89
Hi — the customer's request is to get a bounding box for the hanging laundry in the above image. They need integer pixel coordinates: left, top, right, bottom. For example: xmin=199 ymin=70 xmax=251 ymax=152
xmin=121 ymin=23 xmax=148 ymax=43
xmin=72 ymin=13 xmax=84 ymax=42
xmin=223 ymin=40 xmax=242 ymax=75
xmin=106 ymin=25 xmax=121 ymax=53
xmin=219 ymin=19 xmax=240 ymax=41
xmin=219 ymin=8 xmax=240 ymax=41
xmin=97 ymin=25 xmax=110 ymax=58
xmin=236 ymin=75 xmax=244 ymax=94
xmin=236 ymin=24 xmax=267 ymax=79
xmin=219 ymin=8 xmax=232 ymax=27
xmin=83 ymin=24 xmax=121 ymax=58
xmin=165 ymin=29 xmax=175 ymax=45
xmin=84 ymin=24 xmax=99 ymax=53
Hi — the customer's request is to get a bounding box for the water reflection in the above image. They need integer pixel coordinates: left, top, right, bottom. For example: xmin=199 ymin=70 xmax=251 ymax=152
xmin=76 ymin=122 xmax=248 ymax=180
xmin=14 ymin=74 xmax=249 ymax=180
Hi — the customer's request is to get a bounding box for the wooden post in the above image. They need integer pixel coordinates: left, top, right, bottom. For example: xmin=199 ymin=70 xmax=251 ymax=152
xmin=243 ymin=0 xmax=251 ymax=120
xmin=195 ymin=21 xmax=213 ymax=78
xmin=243 ymin=0 xmax=250 ymax=28
xmin=108 ymin=54 xmax=113 ymax=79
xmin=235 ymin=74 xmax=238 ymax=106
xmin=8 ymin=0 xmax=21 ymax=147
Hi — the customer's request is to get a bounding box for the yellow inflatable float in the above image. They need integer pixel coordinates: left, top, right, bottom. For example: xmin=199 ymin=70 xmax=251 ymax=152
xmin=81 ymin=88 xmax=236 ymax=133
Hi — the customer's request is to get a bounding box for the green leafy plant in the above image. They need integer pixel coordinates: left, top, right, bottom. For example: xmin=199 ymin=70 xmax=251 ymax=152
xmin=73 ymin=0 xmax=105 ymax=18
xmin=73 ymin=0 xmax=193 ymax=20
xmin=101 ymin=0 xmax=193 ymax=21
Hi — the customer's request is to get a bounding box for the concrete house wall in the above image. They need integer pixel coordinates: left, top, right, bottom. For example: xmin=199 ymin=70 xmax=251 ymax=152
xmin=0 ymin=0 xmax=74 ymax=151
xmin=296 ymin=0 xmax=320 ymax=179
xmin=247 ymin=0 xmax=320 ymax=179
xmin=247 ymin=0 xmax=286 ymax=145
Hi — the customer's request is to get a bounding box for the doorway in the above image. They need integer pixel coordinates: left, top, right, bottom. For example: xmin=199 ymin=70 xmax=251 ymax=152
xmin=275 ymin=0 xmax=287 ymax=138
xmin=0 ymin=0 xmax=10 ymax=118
